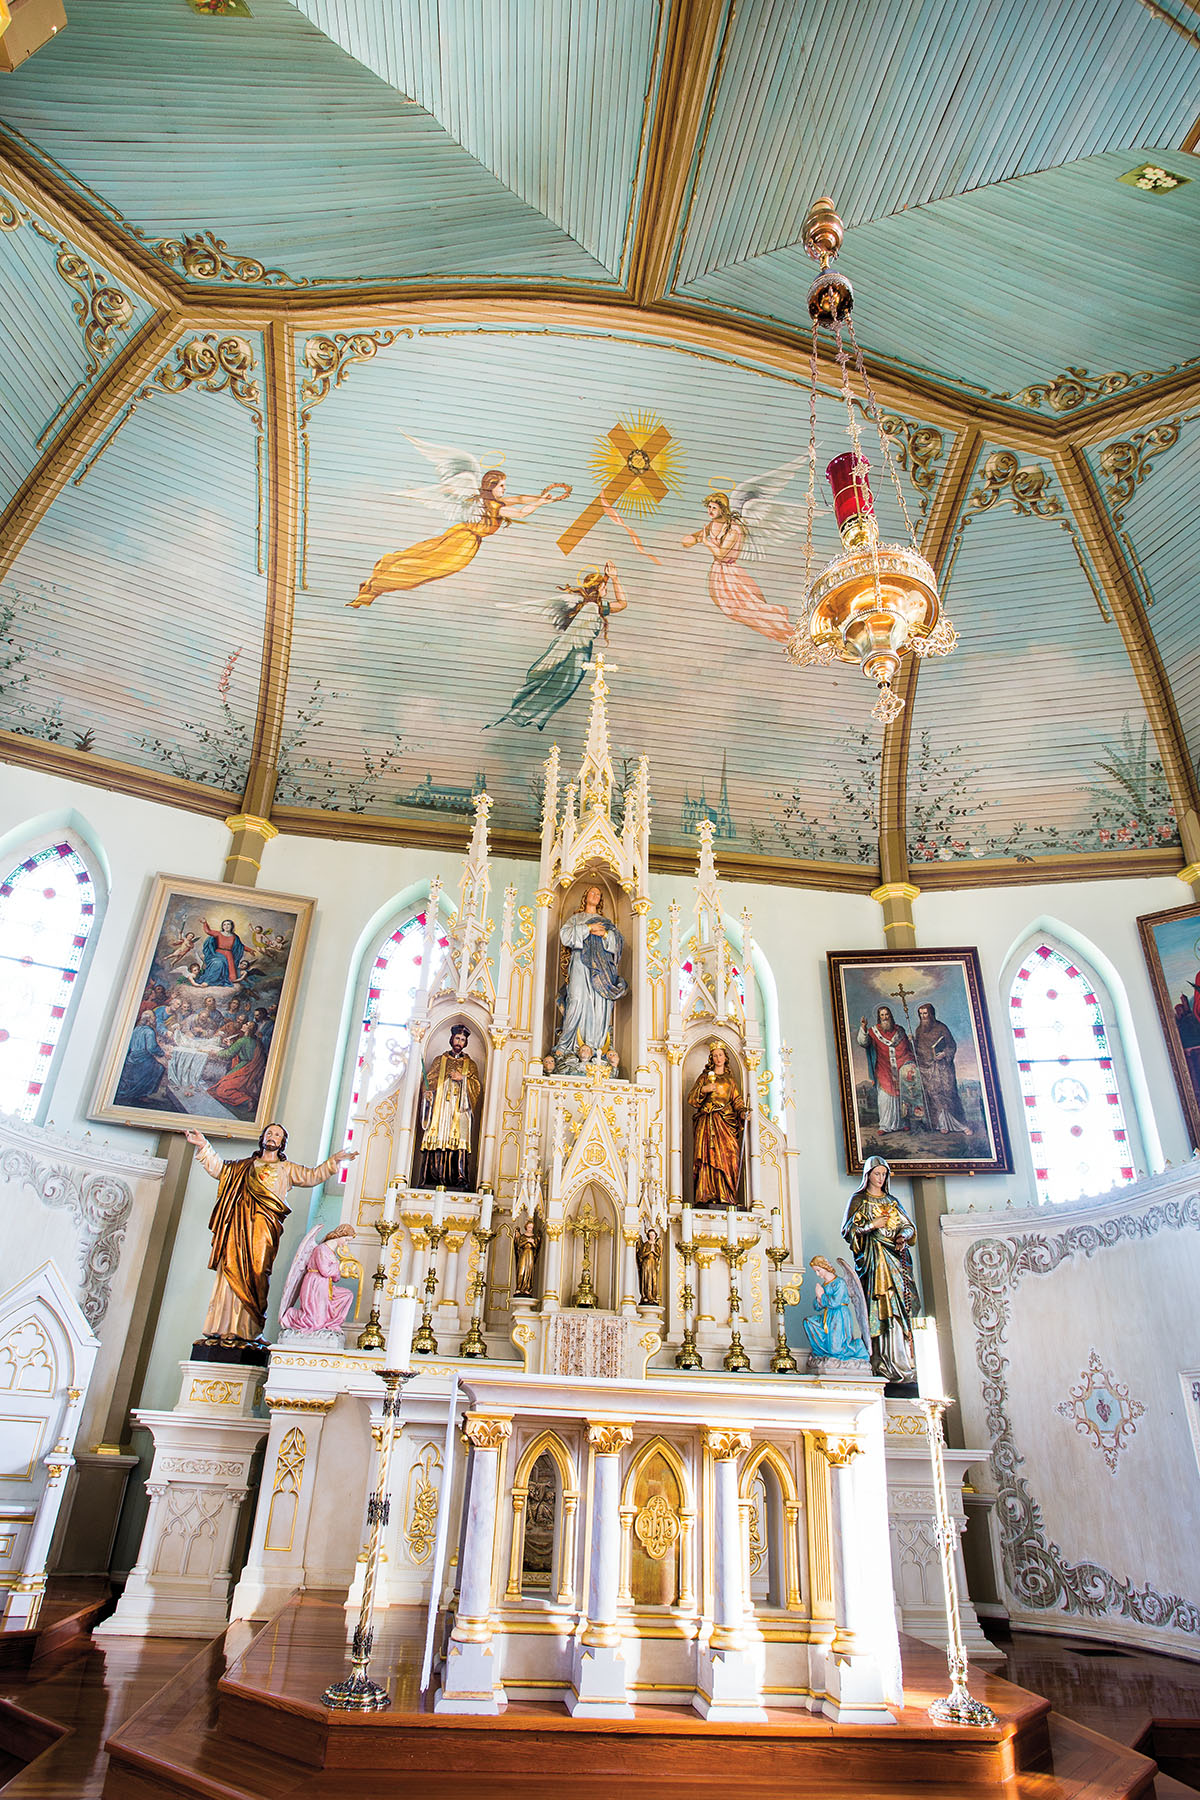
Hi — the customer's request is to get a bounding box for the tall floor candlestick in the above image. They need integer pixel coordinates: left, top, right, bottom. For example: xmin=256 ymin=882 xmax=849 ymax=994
xmin=674 ymin=1237 xmax=703 ymax=1370
xmin=765 ymin=1243 xmax=798 ymax=1374
xmin=358 ymin=1217 xmax=400 ymax=1352
xmin=720 ymin=1219 xmax=759 ymax=1372
xmin=412 ymin=1221 xmax=448 ymax=1356
xmin=323 ymin=1364 xmax=414 ymax=1709
xmin=459 ymin=1226 xmax=496 ymax=1358
xmin=920 ymin=1392 xmax=997 ymax=1726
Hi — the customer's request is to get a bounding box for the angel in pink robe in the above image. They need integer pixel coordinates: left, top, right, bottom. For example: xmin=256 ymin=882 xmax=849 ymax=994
xmin=680 ymin=456 xmax=810 ymax=645
xmin=279 ymin=1222 xmax=356 ymax=1333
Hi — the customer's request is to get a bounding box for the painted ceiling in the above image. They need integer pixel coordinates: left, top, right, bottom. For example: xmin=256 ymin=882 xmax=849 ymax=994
xmin=0 ymin=0 xmax=1197 ymax=882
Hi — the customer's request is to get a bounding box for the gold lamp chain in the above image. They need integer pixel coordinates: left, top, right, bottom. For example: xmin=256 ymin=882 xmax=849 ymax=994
xmin=834 ymin=314 xmax=884 ymax=613
xmin=803 ymin=313 xmax=820 ymax=596
xmin=847 ymin=314 xmax=919 ymax=547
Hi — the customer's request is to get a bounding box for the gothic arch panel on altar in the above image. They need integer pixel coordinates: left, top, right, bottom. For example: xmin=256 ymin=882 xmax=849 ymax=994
xmin=561 ymin=1182 xmax=621 ymax=1312
xmin=543 ymin=870 xmax=633 ymax=1077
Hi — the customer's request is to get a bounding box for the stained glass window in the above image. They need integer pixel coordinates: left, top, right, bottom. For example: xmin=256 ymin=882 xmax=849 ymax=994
xmin=1009 ymin=943 xmax=1135 ymax=1206
xmin=338 ymin=909 xmax=450 ymax=1181
xmin=0 ymin=840 xmax=99 ymax=1121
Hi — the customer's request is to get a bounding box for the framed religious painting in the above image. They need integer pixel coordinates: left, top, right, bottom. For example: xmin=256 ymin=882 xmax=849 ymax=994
xmin=827 ymin=947 xmax=1012 ymax=1176
xmin=90 ymin=874 xmax=315 ymax=1139
xmin=1137 ymin=901 xmax=1200 ymax=1150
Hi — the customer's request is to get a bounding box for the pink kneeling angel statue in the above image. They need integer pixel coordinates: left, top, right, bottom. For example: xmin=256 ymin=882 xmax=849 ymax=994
xmin=279 ymin=1221 xmax=356 ymax=1334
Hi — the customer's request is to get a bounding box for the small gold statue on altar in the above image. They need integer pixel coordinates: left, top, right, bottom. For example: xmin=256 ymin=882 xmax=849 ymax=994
xmin=636 ymin=1225 xmax=662 ymax=1306
xmin=512 ymin=1211 xmax=544 ymax=1299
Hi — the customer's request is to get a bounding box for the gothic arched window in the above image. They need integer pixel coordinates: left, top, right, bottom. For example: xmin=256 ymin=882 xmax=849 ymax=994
xmin=336 ymin=905 xmax=450 ymax=1183
xmin=1008 ymin=941 xmax=1136 ymax=1206
xmin=0 ymin=837 xmax=101 ymax=1122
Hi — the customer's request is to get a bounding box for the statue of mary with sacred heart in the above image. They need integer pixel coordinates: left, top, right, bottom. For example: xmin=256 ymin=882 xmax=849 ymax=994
xmin=546 ymin=885 xmax=628 ymax=1075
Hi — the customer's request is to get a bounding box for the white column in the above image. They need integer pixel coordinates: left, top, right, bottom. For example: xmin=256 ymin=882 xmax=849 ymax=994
xmin=437 ymin=1414 xmax=512 ymax=1714
xmin=541 ymin=1224 xmax=563 ymax=1313
xmin=393 ymin=1020 xmax=429 ymax=1187
xmin=745 ymin=1054 xmax=763 ymax=1207
xmin=438 ymin=1234 xmax=465 ymax=1329
xmin=666 ymin=1046 xmax=684 ymax=1204
xmin=620 ymin=1232 xmax=639 ymax=1315
xmin=568 ymin=1423 xmax=633 ymax=1718
xmin=478 ymin=1029 xmax=508 ymax=1189
xmin=816 ymin=1434 xmax=893 ymax=1722
xmin=230 ymin=1401 xmax=333 ymax=1621
xmin=695 ymin=1428 xmax=764 ymax=1721
xmin=631 ymin=898 xmax=650 ymax=1073
xmin=530 ymin=890 xmax=554 ymax=1062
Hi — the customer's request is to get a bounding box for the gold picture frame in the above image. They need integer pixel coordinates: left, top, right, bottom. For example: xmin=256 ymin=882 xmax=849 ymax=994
xmin=827 ymin=946 xmax=1012 ymax=1176
xmin=1136 ymin=900 xmax=1200 ymax=1151
xmin=89 ymin=873 xmax=314 ymax=1139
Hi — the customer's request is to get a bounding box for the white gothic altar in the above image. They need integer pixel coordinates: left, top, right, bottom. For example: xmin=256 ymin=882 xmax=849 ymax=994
xmin=105 ymin=662 xmax=987 ymax=1718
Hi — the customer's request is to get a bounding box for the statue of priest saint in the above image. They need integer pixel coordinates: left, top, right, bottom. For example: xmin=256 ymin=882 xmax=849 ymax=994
xmin=417 ymin=1024 xmax=483 ymax=1190
xmin=184 ymin=1122 xmax=356 ymax=1345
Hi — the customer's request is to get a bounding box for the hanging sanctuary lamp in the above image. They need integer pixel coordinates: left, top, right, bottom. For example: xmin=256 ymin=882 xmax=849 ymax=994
xmin=786 ymin=198 xmax=957 ymax=724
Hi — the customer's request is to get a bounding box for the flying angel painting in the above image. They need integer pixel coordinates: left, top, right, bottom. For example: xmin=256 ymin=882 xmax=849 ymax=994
xmin=680 ymin=454 xmax=813 ymax=644
xmin=491 ymin=561 xmax=629 ymax=732
xmin=350 ymin=435 xmax=572 ymax=609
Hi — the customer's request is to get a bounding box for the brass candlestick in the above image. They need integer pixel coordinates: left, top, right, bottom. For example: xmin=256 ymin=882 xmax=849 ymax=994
xmin=459 ymin=1226 xmax=496 ymax=1358
xmin=674 ymin=1237 xmax=703 ymax=1370
xmin=921 ymin=1396 xmax=998 ymax=1727
xmin=567 ymin=1200 xmax=610 ymax=1309
xmin=766 ymin=1245 xmax=798 ymax=1374
xmin=412 ymin=1221 xmax=448 ymax=1355
xmin=720 ymin=1215 xmax=760 ymax=1373
xmin=357 ymin=1216 xmax=400 ymax=1352
xmin=323 ymin=1364 xmax=414 ymax=1710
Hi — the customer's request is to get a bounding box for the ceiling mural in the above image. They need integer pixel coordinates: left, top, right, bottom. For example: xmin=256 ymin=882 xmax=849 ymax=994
xmin=907 ymin=442 xmax=1173 ymax=863
xmin=285 ymin=322 xmax=932 ymax=847
xmin=0 ymin=330 xmax=266 ymax=781
xmin=0 ymin=191 xmax=152 ymax=513
xmin=0 ymin=0 xmax=1195 ymax=884
xmin=1086 ymin=415 xmax=1200 ymax=777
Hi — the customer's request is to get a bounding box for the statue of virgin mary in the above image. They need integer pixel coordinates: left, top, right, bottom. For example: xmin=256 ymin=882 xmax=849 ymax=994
xmin=546 ymin=885 xmax=628 ymax=1074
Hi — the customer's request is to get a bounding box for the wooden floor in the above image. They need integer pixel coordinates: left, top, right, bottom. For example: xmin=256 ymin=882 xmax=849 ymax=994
xmin=2 ymin=1598 xmax=1198 ymax=1798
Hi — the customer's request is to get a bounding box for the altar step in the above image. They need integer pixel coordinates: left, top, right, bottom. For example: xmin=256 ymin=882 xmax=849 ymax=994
xmin=101 ymin=1593 xmax=1161 ymax=1800
xmin=0 ymin=1579 xmax=110 ymax=1673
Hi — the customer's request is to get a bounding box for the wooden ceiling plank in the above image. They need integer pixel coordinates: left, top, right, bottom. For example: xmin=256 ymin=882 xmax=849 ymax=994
xmin=624 ymin=0 xmax=731 ymax=309
xmin=876 ymin=426 xmax=984 ymax=881
xmin=241 ymin=318 xmax=300 ymax=820
xmin=1054 ymin=441 xmax=1200 ymax=870
xmin=0 ymin=308 xmax=182 ymax=583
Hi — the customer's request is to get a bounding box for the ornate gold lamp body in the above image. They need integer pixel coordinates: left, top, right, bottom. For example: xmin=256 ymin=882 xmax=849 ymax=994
xmin=786 ymin=198 xmax=957 ymax=725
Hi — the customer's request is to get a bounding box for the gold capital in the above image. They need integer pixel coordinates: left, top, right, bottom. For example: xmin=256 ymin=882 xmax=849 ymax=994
xmin=587 ymin=1422 xmax=633 ymax=1455
xmin=703 ymin=1427 xmax=751 ymax=1461
xmin=870 ymin=882 xmax=920 ymax=906
xmin=223 ymin=812 xmax=280 ymax=842
xmin=536 ymin=888 xmax=555 ymax=908
xmin=463 ymin=1414 xmax=512 ymax=1452
xmin=1178 ymin=861 xmax=1200 ymax=888
xmin=812 ymin=1432 xmax=863 ymax=1467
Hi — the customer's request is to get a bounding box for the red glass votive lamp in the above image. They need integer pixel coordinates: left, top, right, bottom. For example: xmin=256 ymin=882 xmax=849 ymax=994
xmin=826 ymin=452 xmax=877 ymax=547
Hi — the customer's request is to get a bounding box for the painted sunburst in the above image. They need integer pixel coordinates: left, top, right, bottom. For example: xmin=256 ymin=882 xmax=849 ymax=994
xmin=587 ymin=408 xmax=685 ymax=517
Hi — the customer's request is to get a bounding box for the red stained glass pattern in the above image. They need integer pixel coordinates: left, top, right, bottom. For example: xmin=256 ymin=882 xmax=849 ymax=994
xmin=1008 ymin=943 xmax=1134 ymax=1206
xmin=0 ymin=841 xmax=97 ymax=1119
xmin=338 ymin=912 xmax=447 ymax=1178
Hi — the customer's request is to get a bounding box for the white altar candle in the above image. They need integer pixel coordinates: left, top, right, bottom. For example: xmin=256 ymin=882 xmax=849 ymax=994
xmin=770 ymin=1206 xmax=784 ymax=1251
xmin=478 ymin=1188 xmax=493 ymax=1233
xmin=386 ymin=1289 xmax=418 ymax=1371
xmin=383 ymin=1183 xmax=398 ymax=1225
xmin=914 ymin=1317 xmax=945 ymax=1400
xmin=681 ymin=1204 xmax=693 ymax=1245
xmin=432 ymin=1187 xmax=446 ymax=1230
xmin=725 ymin=1204 xmax=736 ymax=1246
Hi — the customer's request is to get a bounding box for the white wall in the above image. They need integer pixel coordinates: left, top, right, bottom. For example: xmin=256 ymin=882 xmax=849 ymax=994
xmin=2 ymin=764 xmax=1195 ymax=1449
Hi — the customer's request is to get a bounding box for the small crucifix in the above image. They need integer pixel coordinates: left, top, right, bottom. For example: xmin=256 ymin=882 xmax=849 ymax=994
xmin=889 ymin=979 xmax=916 ymax=1022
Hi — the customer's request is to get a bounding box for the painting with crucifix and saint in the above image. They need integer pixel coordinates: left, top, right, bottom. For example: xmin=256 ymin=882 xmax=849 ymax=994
xmin=827 ymin=948 xmax=1011 ymax=1176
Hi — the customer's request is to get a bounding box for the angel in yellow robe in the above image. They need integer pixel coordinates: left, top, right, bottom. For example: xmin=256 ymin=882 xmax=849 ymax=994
xmin=349 ymin=437 xmax=571 ymax=609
